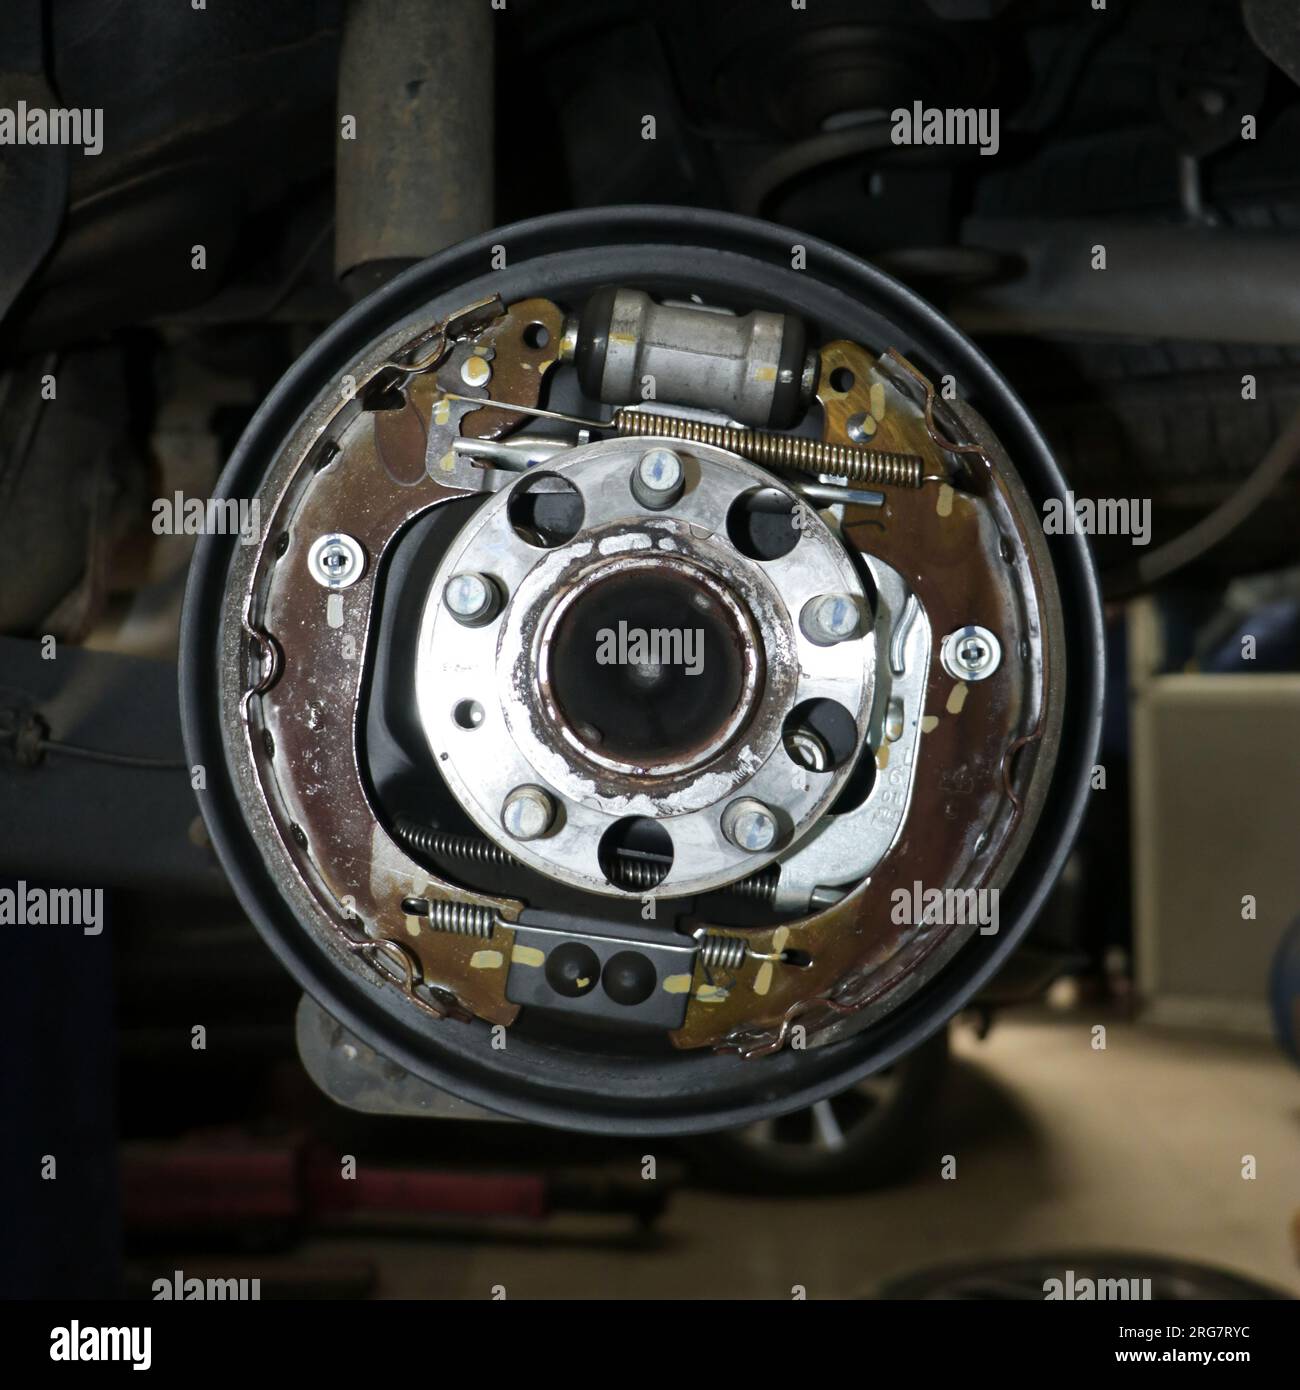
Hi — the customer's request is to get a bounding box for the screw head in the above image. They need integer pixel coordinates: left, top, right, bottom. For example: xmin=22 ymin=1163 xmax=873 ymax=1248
xmin=502 ymin=785 xmax=556 ymax=841
xmin=631 ymin=448 xmax=684 ymax=509
xmin=800 ymin=593 xmax=863 ymax=645
xmin=307 ymin=533 xmax=366 ymax=590
xmin=443 ymin=571 xmax=498 ymax=626
xmin=940 ymin=624 xmax=1002 ymax=682
xmin=722 ymin=797 xmax=780 ymax=853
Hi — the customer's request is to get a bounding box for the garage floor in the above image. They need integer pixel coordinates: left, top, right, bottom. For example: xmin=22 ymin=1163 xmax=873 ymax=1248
xmin=298 ymin=1013 xmax=1300 ymax=1299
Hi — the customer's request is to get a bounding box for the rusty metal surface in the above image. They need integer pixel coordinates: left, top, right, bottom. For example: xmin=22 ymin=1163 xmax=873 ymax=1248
xmin=334 ymin=0 xmax=494 ymax=279
xmin=665 ymin=342 xmax=1060 ymax=1054
xmin=229 ymin=299 xmax=565 ymax=1030
xmin=456 ymin=299 xmax=565 ymax=440
xmin=251 ymin=431 xmax=521 ymax=1025
xmin=220 ymin=303 xmax=1060 ymax=1057
xmin=533 ymin=554 xmax=768 ymax=786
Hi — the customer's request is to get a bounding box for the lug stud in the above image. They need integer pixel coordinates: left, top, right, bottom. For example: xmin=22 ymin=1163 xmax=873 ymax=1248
xmin=631 ymin=448 xmax=685 ymax=510
xmin=444 ymin=571 xmax=500 ymax=626
xmin=722 ymin=797 xmax=780 ymax=853
xmin=502 ymin=785 xmax=557 ymax=841
xmin=800 ymin=593 xmax=862 ymax=645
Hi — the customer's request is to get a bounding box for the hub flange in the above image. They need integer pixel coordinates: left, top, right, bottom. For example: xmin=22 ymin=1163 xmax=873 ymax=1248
xmin=415 ymin=435 xmax=875 ymax=898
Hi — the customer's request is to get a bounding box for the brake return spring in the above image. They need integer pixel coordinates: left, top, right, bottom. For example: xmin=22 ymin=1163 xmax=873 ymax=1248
xmin=395 ymin=819 xmax=778 ymax=904
xmin=395 ymin=825 xmax=799 ymax=971
xmin=697 ymin=932 xmax=798 ymax=971
xmin=613 ymin=408 xmax=924 ymax=489
xmin=399 ymin=896 xmax=497 ymax=938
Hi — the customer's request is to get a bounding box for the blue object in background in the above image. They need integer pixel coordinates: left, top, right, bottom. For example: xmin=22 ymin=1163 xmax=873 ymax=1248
xmin=1203 ymin=597 xmax=1300 ymax=673
xmin=1270 ymin=916 xmax=1300 ymax=1067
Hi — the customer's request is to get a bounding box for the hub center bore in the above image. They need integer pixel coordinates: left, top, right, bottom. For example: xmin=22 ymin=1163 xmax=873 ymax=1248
xmin=540 ymin=558 xmax=760 ymax=774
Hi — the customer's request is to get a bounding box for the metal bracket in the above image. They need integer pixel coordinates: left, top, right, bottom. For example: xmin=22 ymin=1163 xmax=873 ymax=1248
xmin=295 ymin=993 xmax=516 ymax=1121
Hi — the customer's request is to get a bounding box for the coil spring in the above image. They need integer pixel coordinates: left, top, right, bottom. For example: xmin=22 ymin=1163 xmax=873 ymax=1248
xmin=602 ymin=855 xmax=669 ymax=891
xmin=423 ymin=900 xmax=497 ymax=938
xmin=724 ymin=867 xmax=779 ymax=905
xmin=397 ymin=820 xmax=511 ymax=869
xmin=697 ymin=933 xmax=750 ymax=971
xmin=395 ymin=819 xmax=779 ymax=904
xmin=614 ymin=409 xmax=923 ymax=489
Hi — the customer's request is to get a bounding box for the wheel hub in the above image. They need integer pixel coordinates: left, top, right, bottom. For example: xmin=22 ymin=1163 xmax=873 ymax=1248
xmin=415 ymin=435 xmax=875 ymax=898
